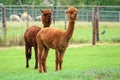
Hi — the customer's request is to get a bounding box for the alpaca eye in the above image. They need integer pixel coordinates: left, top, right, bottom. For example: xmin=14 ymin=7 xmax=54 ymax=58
xmin=70 ymin=12 xmax=73 ymax=14
xmin=44 ymin=14 xmax=52 ymax=17
xmin=44 ymin=14 xmax=47 ymax=16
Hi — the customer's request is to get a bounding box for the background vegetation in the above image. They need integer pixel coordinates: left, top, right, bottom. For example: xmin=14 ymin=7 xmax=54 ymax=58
xmin=0 ymin=0 xmax=120 ymax=6
xmin=0 ymin=21 xmax=120 ymax=47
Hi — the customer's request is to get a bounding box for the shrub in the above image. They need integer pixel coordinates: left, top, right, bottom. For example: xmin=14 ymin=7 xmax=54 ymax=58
xmin=0 ymin=35 xmax=24 ymax=47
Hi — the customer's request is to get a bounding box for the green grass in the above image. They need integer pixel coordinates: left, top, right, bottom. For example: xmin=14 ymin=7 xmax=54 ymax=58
xmin=71 ymin=22 xmax=120 ymax=43
xmin=0 ymin=21 xmax=120 ymax=46
xmin=0 ymin=44 xmax=120 ymax=80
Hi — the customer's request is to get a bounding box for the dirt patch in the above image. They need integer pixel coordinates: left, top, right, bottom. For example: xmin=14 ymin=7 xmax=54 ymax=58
xmin=68 ymin=43 xmax=120 ymax=48
xmin=0 ymin=43 xmax=120 ymax=49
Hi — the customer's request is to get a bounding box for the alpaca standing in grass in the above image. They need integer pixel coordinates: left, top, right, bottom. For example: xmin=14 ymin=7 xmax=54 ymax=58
xmin=10 ymin=15 xmax=21 ymax=22
xmin=24 ymin=9 xmax=52 ymax=69
xmin=36 ymin=7 xmax=78 ymax=73
xmin=21 ymin=12 xmax=33 ymax=21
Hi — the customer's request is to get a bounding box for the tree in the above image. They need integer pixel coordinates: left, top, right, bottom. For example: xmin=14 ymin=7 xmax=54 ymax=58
xmin=0 ymin=0 xmax=120 ymax=5
xmin=19 ymin=0 xmax=23 ymax=5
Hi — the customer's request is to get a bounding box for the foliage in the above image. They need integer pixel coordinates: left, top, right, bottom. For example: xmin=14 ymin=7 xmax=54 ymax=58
xmin=0 ymin=0 xmax=120 ymax=6
xmin=0 ymin=45 xmax=120 ymax=80
xmin=0 ymin=21 xmax=120 ymax=47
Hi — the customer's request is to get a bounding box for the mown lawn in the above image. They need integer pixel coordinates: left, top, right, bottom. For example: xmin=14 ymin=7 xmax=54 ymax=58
xmin=0 ymin=44 xmax=120 ymax=80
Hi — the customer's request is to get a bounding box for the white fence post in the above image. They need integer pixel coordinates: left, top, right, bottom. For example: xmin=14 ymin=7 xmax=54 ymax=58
xmin=64 ymin=10 xmax=67 ymax=29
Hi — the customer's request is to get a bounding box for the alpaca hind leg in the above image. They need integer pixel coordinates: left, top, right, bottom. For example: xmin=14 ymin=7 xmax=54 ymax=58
xmin=38 ymin=48 xmax=44 ymax=73
xmin=25 ymin=45 xmax=29 ymax=68
xmin=27 ymin=47 xmax=32 ymax=67
xmin=28 ymin=46 xmax=32 ymax=60
xmin=34 ymin=46 xmax=38 ymax=69
xmin=25 ymin=44 xmax=31 ymax=68
xmin=42 ymin=48 xmax=49 ymax=72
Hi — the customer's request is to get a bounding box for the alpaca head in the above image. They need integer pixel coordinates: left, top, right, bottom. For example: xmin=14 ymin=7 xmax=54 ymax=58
xmin=41 ymin=9 xmax=52 ymax=27
xmin=66 ymin=7 xmax=78 ymax=22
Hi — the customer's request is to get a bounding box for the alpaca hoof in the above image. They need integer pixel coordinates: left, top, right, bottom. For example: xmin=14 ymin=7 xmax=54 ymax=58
xmin=56 ymin=69 xmax=58 ymax=71
xmin=39 ymin=70 xmax=42 ymax=73
xmin=26 ymin=65 xmax=29 ymax=68
xmin=34 ymin=66 xmax=38 ymax=69
xmin=44 ymin=70 xmax=47 ymax=73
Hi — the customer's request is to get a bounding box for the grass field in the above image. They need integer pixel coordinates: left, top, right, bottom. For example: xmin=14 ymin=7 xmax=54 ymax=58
xmin=0 ymin=21 xmax=120 ymax=79
xmin=0 ymin=44 xmax=120 ymax=80
xmin=0 ymin=21 xmax=120 ymax=46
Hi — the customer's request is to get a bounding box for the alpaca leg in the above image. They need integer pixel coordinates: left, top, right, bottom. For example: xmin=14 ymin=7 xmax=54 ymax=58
xmin=55 ymin=49 xmax=59 ymax=71
xmin=38 ymin=48 xmax=44 ymax=73
xmin=25 ymin=44 xmax=31 ymax=68
xmin=25 ymin=45 xmax=29 ymax=68
xmin=59 ymin=53 xmax=64 ymax=70
xmin=42 ymin=48 xmax=49 ymax=72
xmin=34 ymin=46 xmax=38 ymax=69
xmin=28 ymin=46 xmax=32 ymax=60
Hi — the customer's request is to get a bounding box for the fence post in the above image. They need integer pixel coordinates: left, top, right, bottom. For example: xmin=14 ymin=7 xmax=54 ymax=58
xmin=96 ymin=6 xmax=99 ymax=41
xmin=64 ymin=10 xmax=67 ymax=29
xmin=27 ymin=5 xmax=29 ymax=27
xmin=2 ymin=6 xmax=6 ymax=39
xmin=92 ymin=7 xmax=96 ymax=45
xmin=92 ymin=6 xmax=99 ymax=45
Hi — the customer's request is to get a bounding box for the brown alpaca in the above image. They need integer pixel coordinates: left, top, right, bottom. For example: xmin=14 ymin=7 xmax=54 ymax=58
xmin=36 ymin=7 xmax=78 ymax=73
xmin=24 ymin=9 xmax=52 ymax=69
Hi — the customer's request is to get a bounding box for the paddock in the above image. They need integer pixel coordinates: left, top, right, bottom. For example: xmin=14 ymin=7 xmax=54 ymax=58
xmin=0 ymin=5 xmax=120 ymax=46
xmin=0 ymin=44 xmax=120 ymax=80
xmin=0 ymin=21 xmax=120 ymax=46
xmin=0 ymin=5 xmax=120 ymax=80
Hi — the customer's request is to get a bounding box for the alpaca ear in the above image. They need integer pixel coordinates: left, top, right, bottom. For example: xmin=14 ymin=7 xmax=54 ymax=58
xmin=66 ymin=10 xmax=68 ymax=14
xmin=50 ymin=9 xmax=52 ymax=14
xmin=40 ymin=9 xmax=44 ymax=13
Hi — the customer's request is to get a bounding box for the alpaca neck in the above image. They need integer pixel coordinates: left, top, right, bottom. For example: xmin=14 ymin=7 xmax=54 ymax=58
xmin=43 ymin=24 xmax=51 ymax=28
xmin=65 ymin=21 xmax=75 ymax=40
xmin=42 ymin=19 xmax=51 ymax=28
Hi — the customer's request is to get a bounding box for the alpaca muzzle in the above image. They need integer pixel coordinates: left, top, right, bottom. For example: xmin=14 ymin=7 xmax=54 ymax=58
xmin=73 ymin=12 xmax=78 ymax=18
xmin=46 ymin=14 xmax=51 ymax=23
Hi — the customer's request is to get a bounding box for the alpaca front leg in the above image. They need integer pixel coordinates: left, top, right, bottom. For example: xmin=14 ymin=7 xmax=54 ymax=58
xmin=55 ymin=61 xmax=59 ymax=71
xmin=42 ymin=60 xmax=47 ymax=72
xmin=55 ymin=50 xmax=59 ymax=71
xmin=59 ymin=53 xmax=64 ymax=70
xmin=38 ymin=60 xmax=42 ymax=73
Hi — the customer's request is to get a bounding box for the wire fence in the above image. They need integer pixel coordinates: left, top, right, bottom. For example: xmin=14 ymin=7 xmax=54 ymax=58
xmin=0 ymin=6 xmax=2 ymax=25
xmin=0 ymin=5 xmax=120 ymax=46
xmin=0 ymin=7 xmax=2 ymax=39
xmin=2 ymin=5 xmax=120 ymax=22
